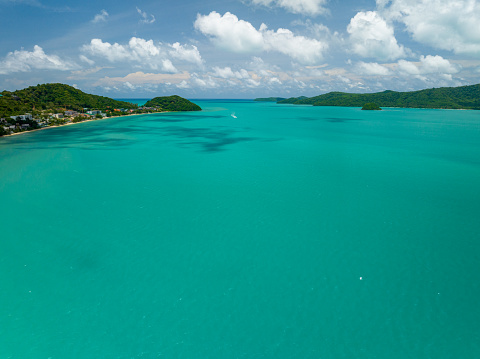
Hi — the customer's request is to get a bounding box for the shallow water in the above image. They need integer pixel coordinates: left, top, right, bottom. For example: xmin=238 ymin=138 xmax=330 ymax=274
xmin=1 ymin=101 xmax=479 ymax=358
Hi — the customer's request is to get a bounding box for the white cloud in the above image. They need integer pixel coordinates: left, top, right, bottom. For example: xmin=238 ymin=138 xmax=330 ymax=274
xmin=246 ymin=78 xmax=261 ymax=87
xmin=194 ymin=12 xmax=264 ymax=53
xmin=378 ymin=0 xmax=480 ymax=54
xmin=161 ymin=59 xmax=177 ymax=73
xmin=248 ymin=0 xmax=328 ymax=16
xmin=192 ymin=74 xmax=219 ymax=88
xmin=176 ymin=80 xmax=190 ymax=89
xmin=84 ymin=38 xmax=133 ymax=62
xmin=93 ymin=71 xmax=190 ymax=86
xmin=356 ymin=61 xmax=391 ymax=75
xmin=419 ymin=55 xmax=459 ymax=74
xmin=169 ymin=43 xmax=203 ymax=65
xmin=79 ymin=55 xmax=95 ymax=66
xmin=194 ymin=11 xmax=328 ymax=64
xmin=269 ymin=77 xmax=282 ymax=84
xmin=347 ymin=11 xmax=407 ymax=61
xmin=136 ymin=7 xmax=155 ymax=24
xmin=0 ymin=45 xmax=76 ymax=75
xmin=92 ymin=9 xmax=108 ymax=23
xmin=82 ymin=37 xmax=202 ymax=72
xmin=124 ymin=81 xmax=136 ymax=90
xmin=397 ymin=59 xmax=420 ymax=75
xmin=212 ymin=67 xmax=250 ymax=79
xmin=397 ymin=55 xmax=460 ymax=75
xmin=263 ymin=26 xmax=328 ymax=64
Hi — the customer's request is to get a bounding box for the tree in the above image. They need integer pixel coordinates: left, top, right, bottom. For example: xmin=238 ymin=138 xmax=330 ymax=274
xmin=361 ymin=103 xmax=382 ymax=110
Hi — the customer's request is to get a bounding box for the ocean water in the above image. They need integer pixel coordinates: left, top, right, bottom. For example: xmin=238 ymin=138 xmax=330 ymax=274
xmin=1 ymin=100 xmax=479 ymax=358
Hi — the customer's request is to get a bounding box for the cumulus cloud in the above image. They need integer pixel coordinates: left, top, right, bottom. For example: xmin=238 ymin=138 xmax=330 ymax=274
xmin=0 ymin=45 xmax=77 ymax=75
xmin=176 ymin=80 xmax=190 ymax=89
xmin=169 ymin=43 xmax=203 ymax=65
xmin=93 ymin=71 xmax=190 ymax=86
xmin=161 ymin=59 xmax=177 ymax=73
xmin=356 ymin=61 xmax=391 ymax=75
xmin=248 ymin=0 xmax=328 ymax=16
xmin=194 ymin=12 xmax=264 ymax=53
xmin=378 ymin=0 xmax=480 ymax=54
xmin=212 ymin=67 xmax=250 ymax=79
xmin=397 ymin=55 xmax=460 ymax=75
xmin=396 ymin=59 xmax=420 ymax=75
xmin=269 ymin=77 xmax=282 ymax=84
xmin=264 ymin=26 xmax=328 ymax=64
xmin=92 ymin=9 xmax=108 ymax=23
xmin=194 ymin=11 xmax=328 ymax=64
xmin=347 ymin=11 xmax=407 ymax=61
xmin=136 ymin=7 xmax=155 ymax=24
xmin=191 ymin=74 xmax=220 ymax=88
xmin=82 ymin=37 xmax=203 ymax=72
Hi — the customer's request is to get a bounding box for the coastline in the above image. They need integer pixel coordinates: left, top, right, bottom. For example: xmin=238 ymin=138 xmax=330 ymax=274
xmin=1 ymin=111 xmax=164 ymax=139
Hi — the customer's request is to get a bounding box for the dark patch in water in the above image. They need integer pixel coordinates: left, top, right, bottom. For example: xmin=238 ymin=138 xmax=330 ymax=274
xmin=326 ymin=117 xmax=362 ymax=123
xmin=160 ymin=126 xmax=255 ymax=152
xmin=3 ymin=120 xmax=257 ymax=153
xmin=144 ymin=114 xmax=228 ymax=123
xmin=296 ymin=116 xmax=322 ymax=121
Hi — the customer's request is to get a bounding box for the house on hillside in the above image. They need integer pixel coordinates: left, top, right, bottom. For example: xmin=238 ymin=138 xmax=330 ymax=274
xmin=87 ymin=110 xmax=102 ymax=115
xmin=10 ymin=113 xmax=33 ymax=121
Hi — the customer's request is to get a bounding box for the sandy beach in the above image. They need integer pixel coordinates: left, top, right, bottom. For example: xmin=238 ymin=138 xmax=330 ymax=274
xmin=1 ymin=111 xmax=163 ymax=139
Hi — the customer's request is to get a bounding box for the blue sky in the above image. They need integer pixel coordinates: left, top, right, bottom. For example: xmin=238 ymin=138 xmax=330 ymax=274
xmin=1 ymin=0 xmax=480 ymax=98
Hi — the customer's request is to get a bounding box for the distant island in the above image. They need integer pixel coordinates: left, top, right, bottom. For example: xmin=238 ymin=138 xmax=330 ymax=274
xmin=0 ymin=84 xmax=201 ymax=137
xmin=255 ymin=83 xmax=480 ymax=110
xmin=254 ymin=97 xmax=286 ymax=102
xmin=361 ymin=103 xmax=381 ymax=111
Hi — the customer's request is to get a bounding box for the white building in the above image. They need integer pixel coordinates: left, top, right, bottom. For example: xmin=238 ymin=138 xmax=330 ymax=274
xmin=87 ymin=110 xmax=102 ymax=115
xmin=10 ymin=113 xmax=33 ymax=121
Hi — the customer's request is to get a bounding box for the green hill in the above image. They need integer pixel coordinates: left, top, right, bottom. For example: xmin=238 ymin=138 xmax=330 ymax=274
xmin=278 ymin=84 xmax=480 ymax=109
xmin=0 ymin=83 xmax=137 ymax=117
xmin=144 ymin=95 xmax=201 ymax=112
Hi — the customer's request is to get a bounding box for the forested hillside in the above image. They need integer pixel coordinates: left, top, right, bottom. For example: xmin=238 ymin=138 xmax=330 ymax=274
xmin=144 ymin=95 xmax=201 ymax=111
xmin=277 ymin=84 xmax=480 ymax=109
xmin=0 ymin=83 xmax=137 ymax=117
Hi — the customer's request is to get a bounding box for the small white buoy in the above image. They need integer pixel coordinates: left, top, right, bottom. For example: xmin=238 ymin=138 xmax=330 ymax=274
xmin=360 ymin=277 xmax=363 ymax=280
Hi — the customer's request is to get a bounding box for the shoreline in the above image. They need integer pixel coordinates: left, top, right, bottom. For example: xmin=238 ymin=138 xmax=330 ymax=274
xmin=1 ymin=111 xmax=165 ymax=139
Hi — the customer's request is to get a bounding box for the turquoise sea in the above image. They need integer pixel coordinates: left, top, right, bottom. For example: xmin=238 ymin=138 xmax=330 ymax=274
xmin=1 ymin=100 xmax=480 ymax=358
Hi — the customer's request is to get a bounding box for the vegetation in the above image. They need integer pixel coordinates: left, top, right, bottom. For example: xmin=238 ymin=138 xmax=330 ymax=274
xmin=0 ymin=84 xmax=202 ymax=137
xmin=144 ymin=95 xmax=201 ymax=112
xmin=254 ymin=97 xmax=286 ymax=102
xmin=278 ymin=84 xmax=480 ymax=109
xmin=0 ymin=83 xmax=137 ymax=117
xmin=362 ymin=103 xmax=381 ymax=110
